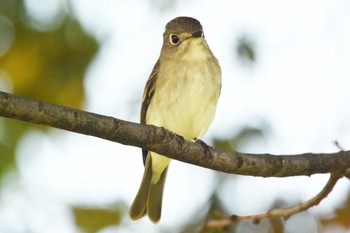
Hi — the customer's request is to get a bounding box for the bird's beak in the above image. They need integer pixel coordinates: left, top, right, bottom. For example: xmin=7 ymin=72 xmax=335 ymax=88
xmin=191 ymin=31 xmax=204 ymax=38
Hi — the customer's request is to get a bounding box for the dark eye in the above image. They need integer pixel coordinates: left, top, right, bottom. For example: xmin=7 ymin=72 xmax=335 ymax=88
xmin=170 ymin=34 xmax=180 ymax=45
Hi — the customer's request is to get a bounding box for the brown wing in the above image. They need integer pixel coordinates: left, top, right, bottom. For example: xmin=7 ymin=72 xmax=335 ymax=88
xmin=141 ymin=59 xmax=160 ymax=164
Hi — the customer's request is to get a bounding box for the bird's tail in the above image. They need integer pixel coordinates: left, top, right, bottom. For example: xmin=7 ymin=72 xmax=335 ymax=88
xmin=129 ymin=155 xmax=168 ymax=223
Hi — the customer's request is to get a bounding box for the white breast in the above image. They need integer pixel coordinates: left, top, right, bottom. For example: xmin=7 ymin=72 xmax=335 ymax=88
xmin=146 ymin=39 xmax=221 ymax=141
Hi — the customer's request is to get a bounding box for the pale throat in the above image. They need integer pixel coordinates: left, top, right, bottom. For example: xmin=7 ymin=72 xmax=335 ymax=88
xmin=180 ymin=39 xmax=213 ymax=61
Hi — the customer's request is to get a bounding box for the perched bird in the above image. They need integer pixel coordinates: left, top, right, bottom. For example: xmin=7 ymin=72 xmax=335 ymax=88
xmin=129 ymin=16 xmax=221 ymax=223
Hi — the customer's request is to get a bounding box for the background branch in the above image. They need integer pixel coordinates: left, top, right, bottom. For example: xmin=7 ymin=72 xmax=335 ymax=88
xmin=199 ymin=171 xmax=345 ymax=232
xmin=0 ymin=91 xmax=349 ymax=177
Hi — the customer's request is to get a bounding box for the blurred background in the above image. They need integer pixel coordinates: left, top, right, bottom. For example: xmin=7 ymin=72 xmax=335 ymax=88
xmin=0 ymin=0 xmax=350 ymax=232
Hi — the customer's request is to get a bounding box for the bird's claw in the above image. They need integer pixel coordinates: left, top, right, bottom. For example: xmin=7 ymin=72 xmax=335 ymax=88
xmin=195 ymin=138 xmax=212 ymax=160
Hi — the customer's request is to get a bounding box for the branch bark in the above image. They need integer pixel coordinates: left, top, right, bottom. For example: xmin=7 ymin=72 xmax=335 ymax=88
xmin=0 ymin=91 xmax=349 ymax=177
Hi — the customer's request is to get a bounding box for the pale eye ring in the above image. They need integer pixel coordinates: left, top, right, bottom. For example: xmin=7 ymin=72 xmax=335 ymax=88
xmin=170 ymin=34 xmax=180 ymax=45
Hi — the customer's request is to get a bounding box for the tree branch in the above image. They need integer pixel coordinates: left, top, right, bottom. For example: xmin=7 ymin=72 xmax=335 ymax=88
xmin=0 ymin=91 xmax=349 ymax=177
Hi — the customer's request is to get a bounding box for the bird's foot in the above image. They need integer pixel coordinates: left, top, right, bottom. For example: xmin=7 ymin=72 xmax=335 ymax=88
xmin=195 ymin=138 xmax=212 ymax=160
xmin=174 ymin=133 xmax=185 ymax=149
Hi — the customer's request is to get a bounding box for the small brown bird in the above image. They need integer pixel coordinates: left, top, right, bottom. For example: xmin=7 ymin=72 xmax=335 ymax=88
xmin=129 ymin=16 xmax=221 ymax=223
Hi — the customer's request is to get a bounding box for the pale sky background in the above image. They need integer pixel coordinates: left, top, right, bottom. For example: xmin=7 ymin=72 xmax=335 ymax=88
xmin=1 ymin=0 xmax=350 ymax=233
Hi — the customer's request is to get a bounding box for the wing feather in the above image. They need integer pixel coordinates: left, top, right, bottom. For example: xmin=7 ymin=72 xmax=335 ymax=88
xmin=140 ymin=60 xmax=160 ymax=164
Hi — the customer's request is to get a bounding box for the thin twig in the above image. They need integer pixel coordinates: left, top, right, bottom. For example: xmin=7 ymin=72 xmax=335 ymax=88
xmin=333 ymin=140 xmax=345 ymax=151
xmin=199 ymin=172 xmax=344 ymax=232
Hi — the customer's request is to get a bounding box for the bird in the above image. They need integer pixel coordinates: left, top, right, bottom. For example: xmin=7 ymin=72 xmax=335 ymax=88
xmin=129 ymin=16 xmax=221 ymax=223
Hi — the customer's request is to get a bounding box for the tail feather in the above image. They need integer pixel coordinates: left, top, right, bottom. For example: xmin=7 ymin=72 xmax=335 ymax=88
xmin=147 ymin=166 xmax=168 ymax=223
xmin=129 ymin=156 xmax=152 ymax=221
xmin=129 ymin=155 xmax=169 ymax=223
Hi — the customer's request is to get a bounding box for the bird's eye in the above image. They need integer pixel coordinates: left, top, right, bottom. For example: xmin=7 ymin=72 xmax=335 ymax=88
xmin=170 ymin=34 xmax=180 ymax=45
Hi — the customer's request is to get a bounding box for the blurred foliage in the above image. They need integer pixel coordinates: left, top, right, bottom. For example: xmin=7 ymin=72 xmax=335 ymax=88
xmin=321 ymin=190 xmax=350 ymax=229
xmin=73 ymin=206 xmax=122 ymax=233
xmin=269 ymin=218 xmax=283 ymax=233
xmin=236 ymin=36 xmax=256 ymax=67
xmin=0 ymin=1 xmax=97 ymax=107
xmin=0 ymin=0 xmax=98 ymax=178
xmin=180 ymin=192 xmax=232 ymax=233
xmin=213 ymin=127 xmax=265 ymax=151
xmin=150 ymin=0 xmax=177 ymax=12
xmin=0 ymin=1 xmax=101 ymax=231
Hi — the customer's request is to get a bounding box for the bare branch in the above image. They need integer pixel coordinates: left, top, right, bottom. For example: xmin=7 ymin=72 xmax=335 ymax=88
xmin=199 ymin=171 xmax=345 ymax=232
xmin=0 ymin=91 xmax=349 ymax=177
